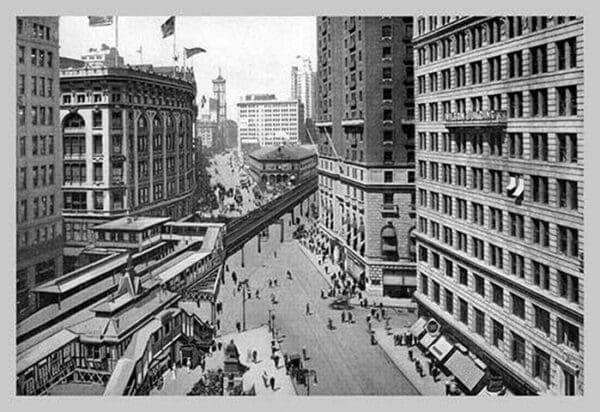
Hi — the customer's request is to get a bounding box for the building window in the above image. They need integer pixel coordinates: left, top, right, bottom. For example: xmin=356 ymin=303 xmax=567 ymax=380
xmin=444 ymin=258 xmax=453 ymax=277
xmin=455 ymin=65 xmax=466 ymax=87
xmin=384 ymin=171 xmax=393 ymax=183
xmin=557 ymin=37 xmax=577 ymax=70
xmin=489 ymin=207 xmax=503 ymax=233
xmin=508 ymin=92 xmax=523 ymax=118
xmin=93 ymin=111 xmax=102 ymax=128
xmin=470 ymin=61 xmax=482 ymax=84
xmin=508 ymin=51 xmax=523 ymax=78
xmin=532 ymin=260 xmax=550 ymax=290
xmin=471 ymin=202 xmax=484 ymax=226
xmin=93 ymin=191 xmax=103 ymax=210
xmin=532 ymin=218 xmax=550 ymax=247
xmin=557 ymin=318 xmax=580 ymax=352
xmin=558 ymin=226 xmax=579 ymax=257
xmin=474 ymin=308 xmax=485 ymax=337
xmin=511 ymin=332 xmax=526 ymax=366
xmin=472 ymin=273 xmax=484 ymax=297
xmin=432 ymin=252 xmax=440 ymax=269
xmin=531 ymin=176 xmax=549 ymax=204
xmin=445 ymin=289 xmax=454 ymax=314
xmin=492 ymin=319 xmax=504 ymax=349
xmin=558 ymin=133 xmax=578 ymax=163
xmin=558 ymin=179 xmax=578 ymax=210
xmin=530 ymin=45 xmax=548 ymax=75
xmin=557 ymin=85 xmax=578 ymax=116
xmin=532 ymin=346 xmax=551 ymax=386
xmin=507 ymin=133 xmax=523 ymax=158
xmin=558 ymin=271 xmax=579 ymax=303
xmin=509 ymin=212 xmax=525 ymax=239
xmin=530 ymin=89 xmax=548 ymax=117
xmin=382 ymin=67 xmax=392 ymax=81
xmin=381 ymin=25 xmax=392 ymax=38
xmin=383 ymin=151 xmax=393 ymax=164
xmin=488 ymin=56 xmax=501 ymax=81
xmin=531 ymin=133 xmax=548 ymax=161
xmin=489 ymin=170 xmax=503 ymax=194
xmin=510 ymin=252 xmax=525 ymax=278
xmin=432 ymin=281 xmax=440 ymax=304
xmin=534 ymin=305 xmax=551 ymax=335
xmin=492 ymin=283 xmax=504 ymax=307
xmin=459 ymin=298 xmax=469 ymax=325
xmin=420 ymin=273 xmax=429 ymax=296
xmin=511 ymin=293 xmax=525 ymax=319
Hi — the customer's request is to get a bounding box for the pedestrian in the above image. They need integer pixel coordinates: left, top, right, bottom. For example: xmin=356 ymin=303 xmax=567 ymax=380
xmin=232 ymin=271 xmax=237 ymax=285
xmin=381 ymin=308 xmax=386 ymax=319
xmin=348 ymin=311 xmax=353 ymax=323
xmin=268 ymin=279 xmax=273 ymax=288
xmin=256 ymin=289 xmax=260 ymax=299
xmin=216 ymin=318 xmax=221 ymax=330
xmin=341 ymin=311 xmax=346 ymax=323
xmin=274 ymin=251 xmax=277 ymax=258
xmin=253 ymin=349 xmax=258 ymax=363
xmin=302 ymin=346 xmax=308 ymax=360
xmin=269 ymin=375 xmax=276 ymax=390
xmin=306 ymin=302 xmax=311 ymax=315
xmin=233 ymin=287 xmax=236 ymax=297
xmin=274 ymin=279 xmax=278 ymax=287
xmin=226 ymin=264 xmax=229 ymax=272
xmin=408 ymin=348 xmax=414 ymax=361
xmin=445 ymin=379 xmax=452 ymax=396
xmin=262 ymin=370 xmax=269 ymax=387
xmin=236 ymin=321 xmax=241 ymax=333
xmin=274 ymin=354 xmax=280 ymax=368
xmin=366 ymin=314 xmax=371 ymax=324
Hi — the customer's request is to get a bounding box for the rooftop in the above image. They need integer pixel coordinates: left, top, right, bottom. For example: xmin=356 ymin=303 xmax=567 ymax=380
xmin=94 ymin=216 xmax=171 ymax=232
xmin=249 ymin=144 xmax=317 ymax=161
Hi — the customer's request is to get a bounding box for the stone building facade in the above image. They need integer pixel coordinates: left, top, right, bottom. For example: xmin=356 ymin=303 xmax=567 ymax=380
xmin=316 ymin=16 xmax=416 ymax=297
xmin=413 ymin=16 xmax=583 ymax=395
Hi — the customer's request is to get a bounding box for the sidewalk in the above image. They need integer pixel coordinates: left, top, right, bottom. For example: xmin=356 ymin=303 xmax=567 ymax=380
xmin=296 ymin=239 xmax=417 ymax=310
xmin=373 ymin=327 xmax=449 ymax=396
xmin=215 ymin=326 xmax=296 ymax=396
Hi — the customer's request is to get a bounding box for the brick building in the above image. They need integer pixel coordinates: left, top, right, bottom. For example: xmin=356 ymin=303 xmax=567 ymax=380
xmin=315 ymin=16 xmax=416 ymax=297
xmin=16 ymin=17 xmax=64 ymax=320
xmin=413 ymin=16 xmax=583 ymax=395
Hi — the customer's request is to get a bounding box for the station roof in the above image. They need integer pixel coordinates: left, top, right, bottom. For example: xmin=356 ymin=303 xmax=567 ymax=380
xmin=94 ymin=216 xmax=171 ymax=232
xmin=17 ymin=329 xmax=79 ymax=374
xmin=249 ymin=145 xmax=316 ymax=162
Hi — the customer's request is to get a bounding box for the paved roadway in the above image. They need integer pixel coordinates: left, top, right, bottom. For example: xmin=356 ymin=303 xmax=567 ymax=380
xmin=209 ymin=152 xmax=259 ymax=216
xmin=217 ymin=213 xmax=419 ymax=396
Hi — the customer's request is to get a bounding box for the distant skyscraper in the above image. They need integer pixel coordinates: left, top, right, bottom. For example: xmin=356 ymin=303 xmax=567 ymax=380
xmin=291 ymin=56 xmax=316 ymax=121
xmin=213 ymin=69 xmax=227 ymax=123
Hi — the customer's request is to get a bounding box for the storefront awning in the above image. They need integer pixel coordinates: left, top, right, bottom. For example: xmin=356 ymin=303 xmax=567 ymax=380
xmin=445 ymin=350 xmax=487 ymax=393
xmin=419 ymin=332 xmax=438 ymax=349
xmin=429 ymin=335 xmax=454 ymax=363
xmin=408 ymin=317 xmax=428 ymax=338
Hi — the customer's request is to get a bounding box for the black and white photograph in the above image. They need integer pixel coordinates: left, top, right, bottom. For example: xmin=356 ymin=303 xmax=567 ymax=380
xmin=10 ymin=6 xmax=588 ymax=400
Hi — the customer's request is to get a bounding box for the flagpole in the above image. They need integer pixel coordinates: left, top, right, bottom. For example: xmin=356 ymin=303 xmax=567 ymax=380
xmin=115 ymin=16 xmax=119 ymax=67
xmin=173 ymin=17 xmax=177 ymax=73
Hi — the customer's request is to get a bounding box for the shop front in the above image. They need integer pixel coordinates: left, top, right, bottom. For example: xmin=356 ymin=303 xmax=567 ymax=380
xmin=382 ymin=268 xmax=416 ymax=298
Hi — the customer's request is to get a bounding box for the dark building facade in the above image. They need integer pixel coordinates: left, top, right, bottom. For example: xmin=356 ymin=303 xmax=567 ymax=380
xmin=316 ymin=16 xmax=416 ymax=297
xmin=16 ymin=17 xmax=64 ymax=320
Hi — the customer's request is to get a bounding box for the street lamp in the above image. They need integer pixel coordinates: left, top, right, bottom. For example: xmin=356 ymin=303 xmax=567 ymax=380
xmin=302 ymin=368 xmax=317 ymax=396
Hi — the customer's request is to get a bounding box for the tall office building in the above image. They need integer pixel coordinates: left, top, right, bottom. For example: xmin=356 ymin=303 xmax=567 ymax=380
xmin=16 ymin=17 xmax=64 ymax=320
xmin=59 ymin=55 xmax=198 ymax=268
xmin=213 ymin=70 xmax=226 ymax=123
xmin=291 ymin=56 xmax=316 ymax=121
xmin=315 ymin=17 xmax=416 ymax=297
xmin=237 ymin=94 xmax=305 ymax=148
xmin=413 ymin=16 xmax=583 ymax=395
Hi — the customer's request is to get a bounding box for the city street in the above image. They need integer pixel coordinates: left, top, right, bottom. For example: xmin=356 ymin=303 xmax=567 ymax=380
xmin=209 ymin=152 xmax=259 ymax=216
xmin=217 ymin=213 xmax=419 ymax=395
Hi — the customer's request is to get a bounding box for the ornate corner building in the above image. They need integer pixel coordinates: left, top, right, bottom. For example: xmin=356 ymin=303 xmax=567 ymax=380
xmin=316 ymin=16 xmax=417 ymax=297
xmin=413 ymin=16 xmax=583 ymax=395
xmin=59 ymin=64 xmax=198 ymax=270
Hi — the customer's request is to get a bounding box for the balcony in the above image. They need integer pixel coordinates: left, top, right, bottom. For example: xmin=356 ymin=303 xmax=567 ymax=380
xmin=63 ymin=152 xmax=86 ymax=160
xmin=381 ymin=203 xmax=399 ymax=216
xmin=443 ymin=110 xmax=508 ymax=128
xmin=400 ymin=117 xmax=416 ymax=125
xmin=341 ymin=118 xmax=364 ymax=128
xmin=111 ymin=177 xmax=125 ymax=186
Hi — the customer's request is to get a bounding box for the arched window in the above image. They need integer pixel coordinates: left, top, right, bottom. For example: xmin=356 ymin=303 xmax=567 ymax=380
xmin=137 ymin=114 xmax=148 ymax=131
xmin=381 ymin=222 xmax=398 ymax=260
xmin=62 ymin=112 xmax=85 ymax=128
xmin=408 ymin=226 xmax=417 ymax=261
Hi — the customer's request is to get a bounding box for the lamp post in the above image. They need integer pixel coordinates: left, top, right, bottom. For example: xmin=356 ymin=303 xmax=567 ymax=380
xmin=303 ymin=369 xmax=317 ymax=396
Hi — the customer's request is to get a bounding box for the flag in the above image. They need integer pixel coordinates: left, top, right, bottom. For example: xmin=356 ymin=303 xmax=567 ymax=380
xmin=88 ymin=16 xmax=114 ymax=27
xmin=185 ymin=47 xmax=206 ymax=58
xmin=201 ymin=95 xmax=207 ymax=108
xmin=161 ymin=16 xmax=175 ymax=38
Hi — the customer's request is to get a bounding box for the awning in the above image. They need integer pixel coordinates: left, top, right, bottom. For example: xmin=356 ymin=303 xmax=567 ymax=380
xmin=445 ymin=350 xmax=487 ymax=393
xmin=429 ymin=335 xmax=454 ymax=363
xmin=383 ymin=274 xmax=404 ymax=286
xmin=506 ymin=176 xmax=517 ymax=192
xmin=419 ymin=332 xmax=438 ymax=349
xmin=513 ymin=178 xmax=525 ymax=197
xmin=408 ymin=317 xmax=427 ymax=338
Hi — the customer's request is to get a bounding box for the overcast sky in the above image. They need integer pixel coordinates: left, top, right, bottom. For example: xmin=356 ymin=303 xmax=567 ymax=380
xmin=59 ymin=16 xmax=317 ymax=120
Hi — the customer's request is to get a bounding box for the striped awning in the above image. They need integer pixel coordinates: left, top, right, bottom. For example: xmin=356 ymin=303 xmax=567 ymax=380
xmin=445 ymin=350 xmax=487 ymax=393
